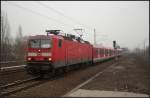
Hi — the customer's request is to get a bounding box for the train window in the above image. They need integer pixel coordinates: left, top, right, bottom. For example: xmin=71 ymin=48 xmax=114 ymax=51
xmin=28 ymin=39 xmax=40 ymax=48
xmin=104 ymin=49 xmax=106 ymax=55
xmin=41 ymin=39 xmax=52 ymax=48
xmin=103 ymin=49 xmax=105 ymax=55
xmin=106 ymin=50 xmax=108 ymax=55
xmin=100 ymin=49 xmax=103 ymax=55
xmin=114 ymin=50 xmax=115 ymax=54
xmin=58 ymin=39 xmax=62 ymax=48
xmin=102 ymin=49 xmax=105 ymax=55
xmin=96 ymin=49 xmax=98 ymax=54
xmin=28 ymin=39 xmax=52 ymax=48
xmin=99 ymin=49 xmax=101 ymax=54
xmin=110 ymin=50 xmax=112 ymax=55
xmin=102 ymin=49 xmax=104 ymax=55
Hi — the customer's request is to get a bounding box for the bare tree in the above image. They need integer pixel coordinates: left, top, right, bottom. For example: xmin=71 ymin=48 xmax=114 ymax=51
xmin=132 ymin=45 xmax=149 ymax=64
xmin=1 ymin=11 xmax=28 ymax=68
xmin=1 ymin=11 xmax=12 ymax=62
xmin=14 ymin=25 xmax=27 ymax=61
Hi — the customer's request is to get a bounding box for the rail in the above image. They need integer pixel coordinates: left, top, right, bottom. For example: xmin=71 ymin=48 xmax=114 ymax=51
xmin=0 ymin=76 xmax=40 ymax=96
xmin=0 ymin=65 xmax=26 ymax=71
xmin=0 ymin=77 xmax=39 ymax=89
xmin=0 ymin=60 xmax=26 ymax=64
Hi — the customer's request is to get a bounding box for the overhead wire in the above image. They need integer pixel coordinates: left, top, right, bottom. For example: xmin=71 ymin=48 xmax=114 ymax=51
xmin=5 ymin=1 xmax=96 ymax=42
xmin=5 ymin=1 xmax=74 ymax=29
xmin=3 ymin=1 xmax=115 ymax=46
xmin=5 ymin=1 xmax=93 ymax=31
xmin=35 ymin=1 xmax=93 ymax=30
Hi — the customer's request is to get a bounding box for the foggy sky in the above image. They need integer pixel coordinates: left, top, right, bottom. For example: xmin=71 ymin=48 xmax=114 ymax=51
xmin=1 ymin=1 xmax=149 ymax=50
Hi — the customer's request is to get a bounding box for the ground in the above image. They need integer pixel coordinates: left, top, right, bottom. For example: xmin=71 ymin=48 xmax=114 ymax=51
xmin=80 ymin=53 xmax=149 ymax=95
xmin=5 ymin=53 xmax=150 ymax=97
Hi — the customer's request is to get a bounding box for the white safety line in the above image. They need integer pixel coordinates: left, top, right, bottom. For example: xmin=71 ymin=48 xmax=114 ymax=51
xmin=62 ymin=63 xmax=118 ymax=97
xmin=0 ymin=60 xmax=26 ymax=64
xmin=0 ymin=65 xmax=26 ymax=70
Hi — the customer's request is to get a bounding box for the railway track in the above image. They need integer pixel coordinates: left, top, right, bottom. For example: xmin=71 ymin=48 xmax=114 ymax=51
xmin=0 ymin=65 xmax=27 ymax=78
xmin=6 ymin=60 xmax=118 ymax=97
xmin=1 ymin=58 xmax=119 ymax=97
xmin=0 ymin=69 xmax=26 ymax=76
xmin=0 ymin=77 xmax=41 ymax=97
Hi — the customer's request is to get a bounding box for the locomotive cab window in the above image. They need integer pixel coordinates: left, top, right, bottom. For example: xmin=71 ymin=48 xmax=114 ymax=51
xmin=58 ymin=39 xmax=62 ymax=48
xmin=28 ymin=39 xmax=52 ymax=48
xmin=41 ymin=39 xmax=52 ymax=48
xmin=28 ymin=39 xmax=40 ymax=48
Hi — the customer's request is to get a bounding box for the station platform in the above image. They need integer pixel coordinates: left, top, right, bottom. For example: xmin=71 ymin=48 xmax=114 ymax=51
xmin=64 ymin=59 xmax=149 ymax=97
xmin=66 ymin=89 xmax=149 ymax=97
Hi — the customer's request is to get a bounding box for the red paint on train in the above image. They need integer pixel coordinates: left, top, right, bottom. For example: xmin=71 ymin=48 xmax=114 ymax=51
xmin=25 ymin=30 xmax=121 ymax=76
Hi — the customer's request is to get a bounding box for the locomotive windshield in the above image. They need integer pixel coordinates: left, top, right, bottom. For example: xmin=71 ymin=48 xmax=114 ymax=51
xmin=41 ymin=40 xmax=52 ymax=48
xmin=28 ymin=39 xmax=52 ymax=48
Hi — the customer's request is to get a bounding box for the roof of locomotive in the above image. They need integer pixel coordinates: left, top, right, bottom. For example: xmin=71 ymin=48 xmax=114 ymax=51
xmin=28 ymin=34 xmax=91 ymax=45
xmin=28 ymin=34 xmax=63 ymax=39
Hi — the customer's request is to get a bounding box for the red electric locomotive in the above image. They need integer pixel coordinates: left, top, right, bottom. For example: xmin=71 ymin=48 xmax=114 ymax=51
xmin=26 ymin=30 xmax=121 ymax=77
xmin=26 ymin=30 xmax=93 ymax=76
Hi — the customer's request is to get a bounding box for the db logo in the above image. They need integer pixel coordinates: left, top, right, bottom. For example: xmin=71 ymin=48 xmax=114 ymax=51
xmin=38 ymin=53 xmax=41 ymax=56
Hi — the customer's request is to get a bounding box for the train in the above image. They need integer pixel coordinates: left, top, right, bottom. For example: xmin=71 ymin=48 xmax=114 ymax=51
xmin=25 ymin=30 xmax=121 ymax=77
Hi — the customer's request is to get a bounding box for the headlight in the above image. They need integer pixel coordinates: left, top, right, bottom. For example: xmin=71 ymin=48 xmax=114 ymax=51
xmin=41 ymin=52 xmax=51 ymax=56
xmin=48 ymin=58 xmax=51 ymax=61
xmin=27 ymin=57 xmax=31 ymax=60
xmin=28 ymin=52 xmax=37 ymax=56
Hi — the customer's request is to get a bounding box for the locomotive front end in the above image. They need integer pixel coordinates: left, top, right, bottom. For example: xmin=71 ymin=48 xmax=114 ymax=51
xmin=26 ymin=35 xmax=53 ymax=76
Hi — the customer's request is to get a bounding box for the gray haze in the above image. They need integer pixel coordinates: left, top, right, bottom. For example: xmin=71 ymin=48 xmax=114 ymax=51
xmin=1 ymin=1 xmax=149 ymax=50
